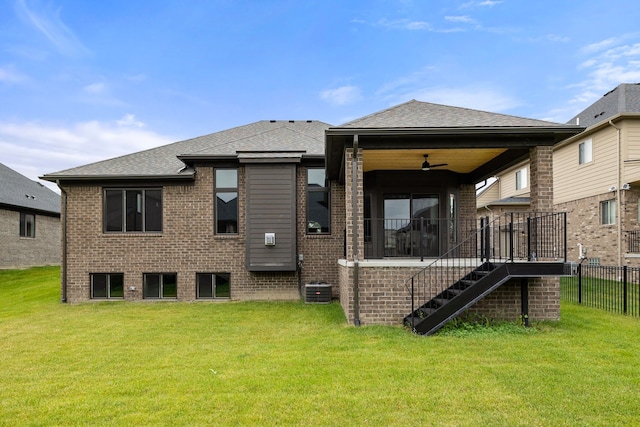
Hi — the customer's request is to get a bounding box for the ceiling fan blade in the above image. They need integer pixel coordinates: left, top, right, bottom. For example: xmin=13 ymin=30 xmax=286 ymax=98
xmin=430 ymin=163 xmax=448 ymax=168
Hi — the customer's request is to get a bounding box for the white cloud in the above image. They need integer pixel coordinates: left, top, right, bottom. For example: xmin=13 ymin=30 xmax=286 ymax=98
xmin=15 ymin=0 xmax=90 ymax=56
xmin=116 ymin=114 xmax=144 ymax=128
xmin=445 ymin=15 xmax=476 ymax=24
xmin=0 ymin=65 xmax=28 ymax=84
xmin=320 ymin=85 xmax=363 ymax=106
xmin=570 ymin=36 xmax=640 ymax=107
xmin=0 ymin=118 xmax=174 ymax=190
xmin=83 ymin=82 xmax=106 ymax=94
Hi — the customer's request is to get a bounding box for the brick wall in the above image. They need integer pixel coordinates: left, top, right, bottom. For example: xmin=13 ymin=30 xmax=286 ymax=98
xmin=338 ymin=263 xmax=555 ymax=325
xmin=0 ymin=208 xmax=60 ymax=268
xmin=61 ymin=163 xmax=344 ymax=303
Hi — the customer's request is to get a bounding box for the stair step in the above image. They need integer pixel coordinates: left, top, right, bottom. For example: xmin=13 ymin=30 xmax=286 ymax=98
xmin=418 ymin=307 xmax=437 ymax=317
xmin=447 ymin=288 xmax=463 ymax=296
xmin=433 ymin=298 xmax=450 ymax=307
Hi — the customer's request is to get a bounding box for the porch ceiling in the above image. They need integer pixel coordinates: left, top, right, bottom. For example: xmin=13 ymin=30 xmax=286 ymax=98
xmin=363 ymin=148 xmax=508 ymax=173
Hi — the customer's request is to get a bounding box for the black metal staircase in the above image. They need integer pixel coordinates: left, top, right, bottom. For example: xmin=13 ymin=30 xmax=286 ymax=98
xmin=402 ymin=212 xmax=568 ymax=335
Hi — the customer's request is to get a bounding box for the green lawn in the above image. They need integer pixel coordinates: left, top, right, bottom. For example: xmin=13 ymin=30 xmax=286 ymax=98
xmin=1 ymin=267 xmax=640 ymax=426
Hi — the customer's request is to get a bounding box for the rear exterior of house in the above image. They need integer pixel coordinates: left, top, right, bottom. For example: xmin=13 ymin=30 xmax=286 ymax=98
xmin=43 ymin=101 xmax=583 ymax=333
xmin=43 ymin=121 xmax=345 ymax=303
xmin=0 ymin=163 xmax=61 ymax=269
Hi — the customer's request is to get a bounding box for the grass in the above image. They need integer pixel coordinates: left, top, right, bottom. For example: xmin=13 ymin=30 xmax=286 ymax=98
xmin=1 ymin=267 xmax=640 ymax=426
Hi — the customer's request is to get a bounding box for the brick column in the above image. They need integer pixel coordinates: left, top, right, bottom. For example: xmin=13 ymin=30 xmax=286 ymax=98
xmin=344 ymin=148 xmax=364 ymax=260
xmin=529 ymin=146 xmax=553 ymax=212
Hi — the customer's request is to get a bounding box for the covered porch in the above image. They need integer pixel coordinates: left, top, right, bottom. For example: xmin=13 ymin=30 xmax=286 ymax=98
xmin=324 ymin=100 xmax=584 ymax=328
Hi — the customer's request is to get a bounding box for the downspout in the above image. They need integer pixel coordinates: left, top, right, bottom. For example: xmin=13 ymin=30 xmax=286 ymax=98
xmin=57 ymin=180 xmax=68 ymax=303
xmin=609 ymin=120 xmax=622 ymax=266
xmin=351 ymin=135 xmax=361 ymax=326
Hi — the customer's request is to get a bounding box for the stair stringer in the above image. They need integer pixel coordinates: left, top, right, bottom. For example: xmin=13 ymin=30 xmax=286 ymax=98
xmin=411 ymin=263 xmax=512 ymax=336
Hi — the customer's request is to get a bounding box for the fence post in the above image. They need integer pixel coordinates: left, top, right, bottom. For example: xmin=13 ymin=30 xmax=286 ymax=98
xmin=623 ymin=265 xmax=628 ymax=314
xmin=527 ymin=217 xmax=531 ymax=261
xmin=578 ymin=262 xmax=582 ymax=304
xmin=509 ymin=213 xmax=514 ymax=262
xmin=480 ymin=217 xmax=485 ymax=261
xmin=411 ymin=277 xmax=415 ymax=329
xmin=484 ymin=216 xmax=491 ymax=262
xmin=420 ymin=217 xmax=424 ymax=262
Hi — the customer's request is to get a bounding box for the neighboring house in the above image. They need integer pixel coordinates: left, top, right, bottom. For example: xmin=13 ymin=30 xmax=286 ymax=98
xmin=0 ymin=162 xmax=61 ymax=268
xmin=42 ymin=101 xmax=583 ymax=333
xmin=479 ymin=83 xmax=640 ymax=267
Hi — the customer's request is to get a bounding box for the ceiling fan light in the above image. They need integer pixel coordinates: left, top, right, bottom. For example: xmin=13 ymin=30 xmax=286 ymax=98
xmin=421 ymin=160 xmax=430 ymax=171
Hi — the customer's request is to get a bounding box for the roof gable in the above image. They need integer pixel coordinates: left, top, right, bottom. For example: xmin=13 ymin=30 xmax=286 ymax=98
xmin=338 ymin=100 xmax=569 ymax=129
xmin=0 ymin=163 xmax=60 ymax=214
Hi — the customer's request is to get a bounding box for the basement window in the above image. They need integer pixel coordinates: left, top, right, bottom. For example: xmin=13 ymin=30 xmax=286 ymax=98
xmin=601 ymin=199 xmax=615 ymax=225
xmin=196 ymin=273 xmax=231 ymax=299
xmin=143 ymin=273 xmax=177 ymax=299
xmin=91 ymin=273 xmax=124 ymax=299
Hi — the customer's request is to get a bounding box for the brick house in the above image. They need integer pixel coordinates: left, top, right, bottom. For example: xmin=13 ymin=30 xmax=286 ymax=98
xmin=0 ymin=162 xmax=61 ymax=268
xmin=42 ymin=100 xmax=583 ymax=333
xmin=479 ymin=83 xmax=640 ymax=267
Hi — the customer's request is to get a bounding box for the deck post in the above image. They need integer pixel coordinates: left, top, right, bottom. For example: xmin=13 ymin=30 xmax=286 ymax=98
xmin=521 ymin=278 xmax=529 ymax=327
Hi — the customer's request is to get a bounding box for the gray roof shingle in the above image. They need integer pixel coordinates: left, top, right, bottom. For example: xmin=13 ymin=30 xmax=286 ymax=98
xmin=0 ymin=163 xmax=60 ymax=214
xmin=42 ymin=120 xmax=331 ymax=180
xmin=567 ymin=83 xmax=640 ymax=127
xmin=339 ymin=100 xmax=570 ymax=129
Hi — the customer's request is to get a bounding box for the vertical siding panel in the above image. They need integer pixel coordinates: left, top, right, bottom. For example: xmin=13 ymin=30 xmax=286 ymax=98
xmin=246 ymin=164 xmax=297 ymax=271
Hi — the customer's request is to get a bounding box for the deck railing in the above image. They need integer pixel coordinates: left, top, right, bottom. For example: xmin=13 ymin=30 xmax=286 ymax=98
xmin=627 ymin=230 xmax=640 ymax=253
xmin=403 ymin=212 xmax=567 ymax=318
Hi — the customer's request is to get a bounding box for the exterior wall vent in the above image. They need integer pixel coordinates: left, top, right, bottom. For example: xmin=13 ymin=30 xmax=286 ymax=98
xmin=304 ymin=282 xmax=331 ymax=304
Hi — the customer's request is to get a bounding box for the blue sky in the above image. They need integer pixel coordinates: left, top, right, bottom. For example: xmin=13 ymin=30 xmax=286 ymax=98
xmin=2 ymin=0 xmax=640 ymax=190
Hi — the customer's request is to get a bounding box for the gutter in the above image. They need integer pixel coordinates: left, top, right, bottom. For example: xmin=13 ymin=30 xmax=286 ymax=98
xmin=609 ymin=120 xmax=623 ymax=266
xmin=351 ymin=135 xmax=361 ymax=327
xmin=57 ymin=180 xmax=68 ymax=303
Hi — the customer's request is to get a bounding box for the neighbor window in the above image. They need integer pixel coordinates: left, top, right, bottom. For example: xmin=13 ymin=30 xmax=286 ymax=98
xmin=91 ymin=273 xmax=124 ymax=299
xmin=215 ymin=169 xmax=238 ymax=234
xmin=307 ymin=168 xmax=330 ymax=233
xmin=196 ymin=273 xmax=231 ymax=299
xmin=143 ymin=273 xmax=177 ymax=299
xmin=104 ymin=189 xmax=162 ymax=233
xmin=579 ymin=139 xmax=593 ymax=164
xmin=601 ymin=200 xmax=616 ymax=225
xmin=19 ymin=212 xmax=35 ymax=238
xmin=515 ymin=167 xmax=528 ymax=190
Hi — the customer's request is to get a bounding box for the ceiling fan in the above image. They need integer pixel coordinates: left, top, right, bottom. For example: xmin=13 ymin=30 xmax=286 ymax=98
xmin=421 ymin=154 xmax=448 ymax=171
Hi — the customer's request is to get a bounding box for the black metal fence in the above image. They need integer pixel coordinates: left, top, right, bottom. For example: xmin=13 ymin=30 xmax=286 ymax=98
xmin=562 ymin=263 xmax=640 ymax=317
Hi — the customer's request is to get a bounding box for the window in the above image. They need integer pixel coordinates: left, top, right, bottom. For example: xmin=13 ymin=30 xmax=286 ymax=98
xmin=143 ymin=273 xmax=177 ymax=299
xmin=515 ymin=168 xmax=527 ymax=190
xmin=579 ymin=139 xmax=593 ymax=164
xmin=196 ymin=273 xmax=231 ymax=299
xmin=215 ymin=169 xmax=238 ymax=234
xmin=601 ymin=200 xmax=616 ymax=225
xmin=307 ymin=168 xmax=330 ymax=233
xmin=104 ymin=189 xmax=162 ymax=233
xmin=19 ymin=212 xmax=35 ymax=237
xmin=91 ymin=273 xmax=124 ymax=299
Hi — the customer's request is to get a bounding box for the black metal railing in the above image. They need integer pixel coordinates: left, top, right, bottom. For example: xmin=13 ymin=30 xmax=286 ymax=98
xmin=562 ymin=263 xmax=640 ymax=317
xmin=404 ymin=212 xmax=567 ymax=318
xmin=627 ymin=230 xmax=640 ymax=253
xmin=364 ymin=217 xmax=480 ymax=260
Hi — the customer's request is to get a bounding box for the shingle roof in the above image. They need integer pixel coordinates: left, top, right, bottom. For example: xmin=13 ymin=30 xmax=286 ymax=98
xmin=338 ymin=100 xmax=570 ymax=129
xmin=0 ymin=163 xmax=60 ymax=214
xmin=42 ymin=120 xmax=330 ymax=180
xmin=568 ymin=83 xmax=640 ymax=127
